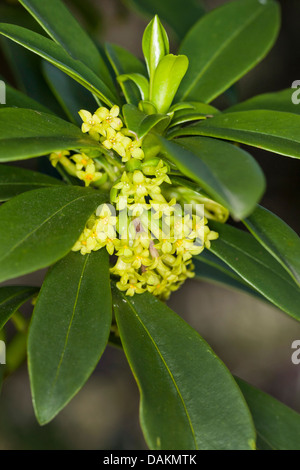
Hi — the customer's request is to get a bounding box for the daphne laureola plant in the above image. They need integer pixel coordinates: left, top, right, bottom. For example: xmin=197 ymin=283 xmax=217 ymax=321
xmin=0 ymin=0 xmax=299 ymax=450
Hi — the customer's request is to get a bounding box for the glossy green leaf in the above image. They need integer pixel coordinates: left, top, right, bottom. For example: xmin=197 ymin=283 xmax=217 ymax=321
xmin=147 ymin=134 xmax=265 ymax=219
xmin=194 ymin=251 xmax=264 ymax=301
xmin=122 ymin=104 xmax=170 ymax=139
xmin=244 ymin=206 xmax=300 ymax=287
xmin=105 ymin=43 xmax=147 ymax=106
xmin=236 ymin=378 xmax=300 ymax=450
xmin=28 ymin=249 xmax=112 ymax=424
xmin=226 ymin=89 xmax=300 ymax=115
xmin=170 ymin=101 xmax=220 ymax=128
xmin=151 ymin=54 xmax=189 ymax=114
xmin=123 ymin=104 xmax=147 ymax=135
xmin=142 ymin=15 xmax=169 ymax=81
xmin=209 ymin=221 xmax=300 ymax=321
xmin=2 ymin=79 xmax=53 ymax=114
xmin=0 ymin=108 xmax=101 ymax=162
xmin=126 ymin=0 xmax=205 ymax=40
xmin=0 ymin=186 xmax=106 ymax=283
xmin=138 ymin=114 xmax=170 ymax=139
xmin=170 ymin=110 xmax=300 ymax=159
xmin=0 ymin=286 xmax=38 ymax=330
xmin=42 ymin=62 xmax=98 ymax=125
xmin=177 ymin=0 xmax=280 ymax=103
xmin=113 ymin=287 xmax=255 ymax=450
xmin=0 ymin=23 xmax=118 ymax=106
xmin=0 ymin=164 xmax=64 ymax=201
xmin=19 ymin=0 xmax=114 ymax=87
xmin=117 ymin=74 xmax=149 ymax=101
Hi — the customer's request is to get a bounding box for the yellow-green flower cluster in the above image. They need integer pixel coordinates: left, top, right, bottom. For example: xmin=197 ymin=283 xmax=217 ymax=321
xmin=79 ymin=105 xmax=144 ymax=163
xmin=72 ymin=157 xmax=218 ymax=300
xmin=50 ymin=105 xmax=219 ymax=300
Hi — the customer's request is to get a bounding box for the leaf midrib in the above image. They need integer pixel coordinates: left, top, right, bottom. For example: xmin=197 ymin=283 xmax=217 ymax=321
xmin=0 ymin=193 xmax=89 ymax=263
xmin=124 ymin=296 xmax=199 ymax=450
xmin=50 ymin=254 xmax=89 ymax=391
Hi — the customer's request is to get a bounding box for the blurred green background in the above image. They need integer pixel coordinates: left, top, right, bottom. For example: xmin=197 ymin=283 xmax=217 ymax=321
xmin=0 ymin=0 xmax=299 ymax=449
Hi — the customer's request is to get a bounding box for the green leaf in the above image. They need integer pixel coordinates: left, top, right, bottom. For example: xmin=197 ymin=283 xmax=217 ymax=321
xmin=126 ymin=0 xmax=205 ymax=40
xmin=0 ymin=164 xmax=64 ymax=201
xmin=142 ymin=15 xmax=169 ymax=82
xmin=151 ymin=54 xmax=189 ymax=114
xmin=209 ymin=221 xmax=300 ymax=321
xmin=170 ymin=110 xmax=300 ymax=159
xmin=147 ymin=134 xmax=265 ymax=219
xmin=28 ymin=249 xmax=112 ymax=424
xmin=236 ymin=378 xmax=300 ymax=450
xmin=177 ymin=0 xmax=280 ymax=103
xmin=194 ymin=251 xmax=264 ymax=301
xmin=0 ymin=108 xmax=101 ymax=162
xmin=138 ymin=114 xmax=170 ymax=139
xmin=0 ymin=23 xmax=119 ymax=106
xmin=19 ymin=0 xmax=114 ymax=87
xmin=42 ymin=62 xmax=98 ymax=125
xmin=0 ymin=286 xmax=38 ymax=330
xmin=225 ymin=89 xmax=300 ymax=115
xmin=0 ymin=186 xmax=106 ymax=283
xmin=113 ymin=287 xmax=255 ymax=450
xmin=122 ymin=104 xmax=170 ymax=139
xmin=123 ymin=104 xmax=147 ymax=135
xmin=105 ymin=43 xmax=147 ymax=106
xmin=2 ymin=79 xmax=54 ymax=114
xmin=117 ymin=73 xmax=149 ymax=101
xmin=244 ymin=206 xmax=300 ymax=287
xmin=169 ymin=101 xmax=220 ymax=128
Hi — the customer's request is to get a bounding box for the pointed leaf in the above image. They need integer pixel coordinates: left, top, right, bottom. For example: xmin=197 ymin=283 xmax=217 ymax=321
xmin=142 ymin=15 xmax=169 ymax=80
xmin=236 ymin=378 xmax=300 ymax=450
xmin=0 ymin=108 xmax=101 ymax=162
xmin=170 ymin=110 xmax=300 ymax=159
xmin=28 ymin=250 xmax=112 ymax=424
xmin=0 ymin=164 xmax=64 ymax=201
xmin=113 ymin=287 xmax=256 ymax=450
xmin=0 ymin=186 xmax=107 ymax=283
xmin=19 ymin=0 xmax=114 ymax=87
xmin=0 ymin=286 xmax=38 ymax=330
xmin=0 ymin=23 xmax=119 ymax=106
xmin=244 ymin=206 xmax=300 ymax=287
xmin=209 ymin=221 xmax=300 ymax=321
xmin=177 ymin=0 xmax=280 ymax=103
xmin=147 ymin=134 xmax=265 ymax=219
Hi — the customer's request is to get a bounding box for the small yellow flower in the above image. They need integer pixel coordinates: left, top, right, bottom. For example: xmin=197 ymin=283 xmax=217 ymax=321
xmin=123 ymin=139 xmax=144 ymax=162
xmin=71 ymin=153 xmax=93 ymax=170
xmin=50 ymin=150 xmax=70 ymax=167
xmin=78 ymin=109 xmax=103 ymax=138
xmin=95 ymin=105 xmax=123 ymax=132
xmin=76 ymin=162 xmax=103 ymax=186
xmin=102 ymin=128 xmax=132 ymax=158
